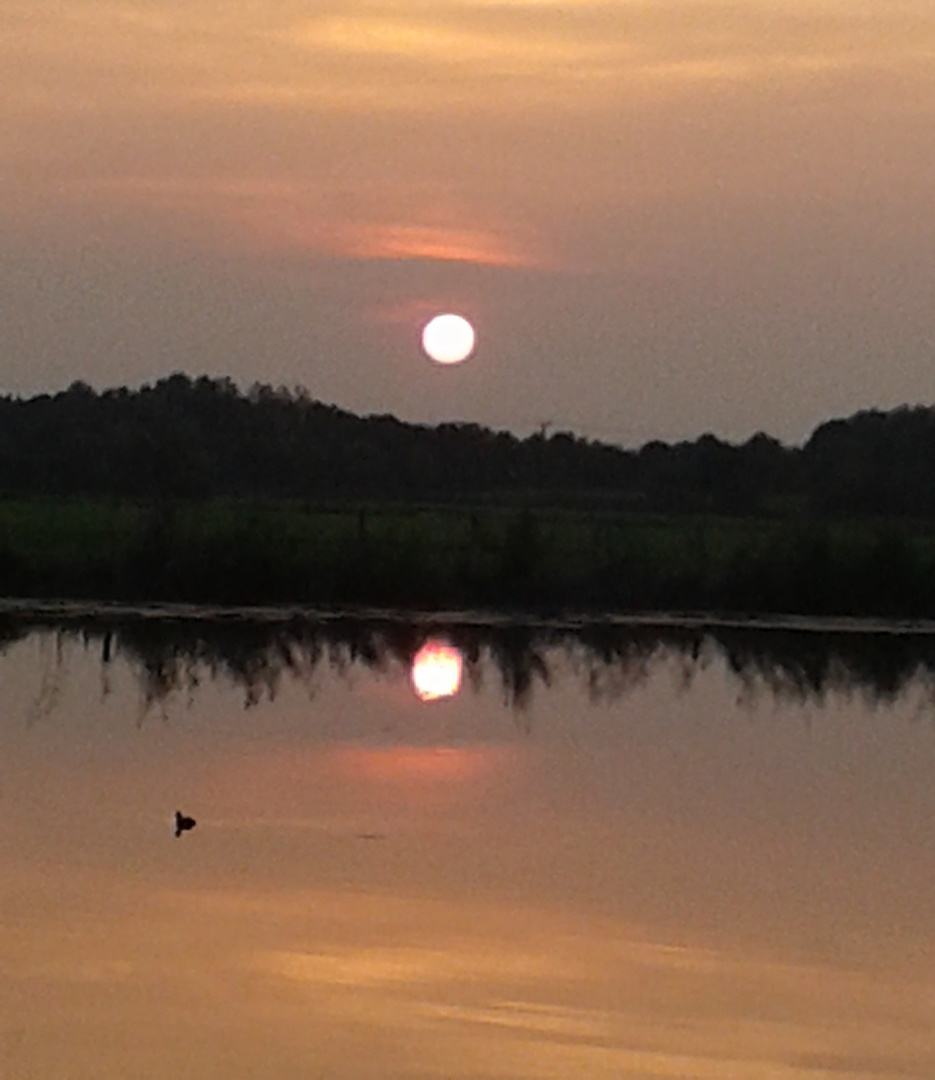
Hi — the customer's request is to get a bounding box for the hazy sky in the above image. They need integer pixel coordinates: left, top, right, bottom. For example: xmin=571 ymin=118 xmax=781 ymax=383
xmin=3 ymin=0 xmax=934 ymax=445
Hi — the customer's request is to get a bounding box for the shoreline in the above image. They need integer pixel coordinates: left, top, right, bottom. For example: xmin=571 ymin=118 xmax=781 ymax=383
xmin=4 ymin=596 xmax=935 ymax=637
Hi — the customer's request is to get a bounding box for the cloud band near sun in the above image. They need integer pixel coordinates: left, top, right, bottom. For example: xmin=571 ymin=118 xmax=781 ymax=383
xmin=58 ymin=175 xmax=543 ymax=268
xmin=330 ymin=222 xmax=538 ymax=267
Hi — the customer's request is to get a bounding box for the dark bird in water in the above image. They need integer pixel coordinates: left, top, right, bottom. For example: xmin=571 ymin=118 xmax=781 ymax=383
xmin=174 ymin=811 xmax=196 ymax=838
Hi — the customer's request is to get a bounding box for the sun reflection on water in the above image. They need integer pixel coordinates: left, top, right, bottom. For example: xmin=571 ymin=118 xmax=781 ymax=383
xmin=410 ymin=640 xmax=463 ymax=702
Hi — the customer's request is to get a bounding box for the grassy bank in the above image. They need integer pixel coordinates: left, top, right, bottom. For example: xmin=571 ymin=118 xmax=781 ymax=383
xmin=1 ymin=498 xmax=934 ymax=617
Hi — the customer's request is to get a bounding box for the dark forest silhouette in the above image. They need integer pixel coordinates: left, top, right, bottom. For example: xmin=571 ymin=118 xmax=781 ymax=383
xmin=2 ymin=375 xmax=935 ymax=616
xmin=1 ymin=372 xmax=933 ymax=515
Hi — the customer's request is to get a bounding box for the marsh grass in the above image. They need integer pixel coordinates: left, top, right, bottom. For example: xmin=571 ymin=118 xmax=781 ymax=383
xmin=2 ymin=497 xmax=935 ymax=616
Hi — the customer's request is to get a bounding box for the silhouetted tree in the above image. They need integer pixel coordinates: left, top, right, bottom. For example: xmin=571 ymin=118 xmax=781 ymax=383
xmin=0 ymin=373 xmax=932 ymax=521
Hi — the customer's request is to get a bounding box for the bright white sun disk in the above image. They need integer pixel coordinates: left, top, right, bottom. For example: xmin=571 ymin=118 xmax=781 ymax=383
xmin=422 ymin=314 xmax=475 ymax=364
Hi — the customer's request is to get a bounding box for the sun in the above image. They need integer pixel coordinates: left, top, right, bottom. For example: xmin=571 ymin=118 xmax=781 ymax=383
xmin=421 ymin=313 xmax=475 ymax=365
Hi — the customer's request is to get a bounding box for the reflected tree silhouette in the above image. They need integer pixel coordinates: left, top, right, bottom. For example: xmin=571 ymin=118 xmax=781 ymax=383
xmin=8 ymin=610 xmax=935 ymax=716
xmin=714 ymin=628 xmax=935 ymax=707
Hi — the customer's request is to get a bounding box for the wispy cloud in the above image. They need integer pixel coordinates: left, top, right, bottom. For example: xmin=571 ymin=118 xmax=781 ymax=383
xmin=6 ymin=0 xmax=934 ymax=119
xmin=70 ymin=175 xmax=544 ymax=265
xmin=258 ymin=943 xmax=566 ymax=988
xmin=332 ymin=222 xmax=539 ymax=266
xmin=3 ymin=0 xmax=933 ymax=275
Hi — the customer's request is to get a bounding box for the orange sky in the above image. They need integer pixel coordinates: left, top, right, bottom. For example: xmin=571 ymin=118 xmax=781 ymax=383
xmin=2 ymin=0 xmax=935 ymax=442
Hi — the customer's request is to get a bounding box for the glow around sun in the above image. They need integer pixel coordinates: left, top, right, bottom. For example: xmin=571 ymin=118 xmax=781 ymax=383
xmin=421 ymin=313 xmax=475 ymax=364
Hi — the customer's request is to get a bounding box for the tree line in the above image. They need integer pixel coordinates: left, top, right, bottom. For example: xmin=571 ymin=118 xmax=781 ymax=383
xmin=1 ymin=373 xmax=933 ymax=516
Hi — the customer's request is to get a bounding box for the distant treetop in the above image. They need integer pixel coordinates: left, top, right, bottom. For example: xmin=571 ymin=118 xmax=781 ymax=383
xmin=0 ymin=374 xmax=930 ymax=516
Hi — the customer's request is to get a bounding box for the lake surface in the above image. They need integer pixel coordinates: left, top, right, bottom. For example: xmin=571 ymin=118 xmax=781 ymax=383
xmin=2 ymin=612 xmax=935 ymax=1078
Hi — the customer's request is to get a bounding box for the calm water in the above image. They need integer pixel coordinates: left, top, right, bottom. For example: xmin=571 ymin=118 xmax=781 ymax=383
xmin=2 ymin=614 xmax=935 ymax=1078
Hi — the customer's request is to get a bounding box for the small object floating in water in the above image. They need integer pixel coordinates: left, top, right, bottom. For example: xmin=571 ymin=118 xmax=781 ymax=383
xmin=174 ymin=810 xmax=196 ymax=838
